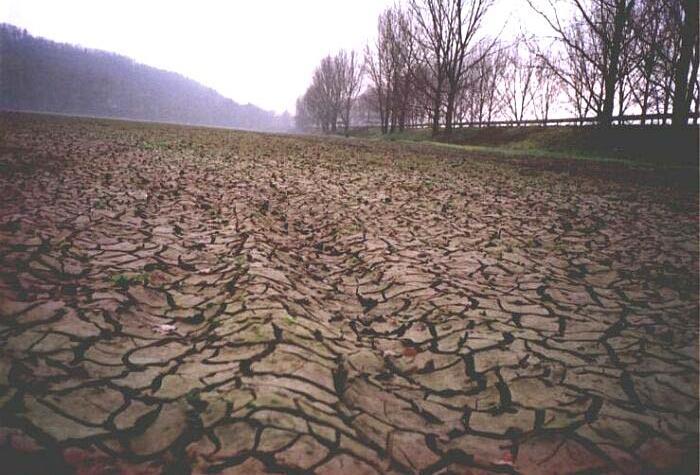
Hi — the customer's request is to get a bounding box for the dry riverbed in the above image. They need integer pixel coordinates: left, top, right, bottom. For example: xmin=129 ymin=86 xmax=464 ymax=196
xmin=0 ymin=113 xmax=698 ymax=474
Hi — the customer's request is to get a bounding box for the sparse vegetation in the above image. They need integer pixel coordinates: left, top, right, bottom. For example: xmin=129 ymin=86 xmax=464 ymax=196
xmin=110 ymin=272 xmax=149 ymax=289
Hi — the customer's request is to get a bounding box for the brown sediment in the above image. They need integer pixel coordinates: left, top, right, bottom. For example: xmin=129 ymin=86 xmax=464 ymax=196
xmin=0 ymin=113 xmax=697 ymax=474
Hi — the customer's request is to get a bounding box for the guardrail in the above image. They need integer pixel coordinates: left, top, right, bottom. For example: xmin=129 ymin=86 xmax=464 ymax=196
xmin=401 ymin=112 xmax=699 ymax=128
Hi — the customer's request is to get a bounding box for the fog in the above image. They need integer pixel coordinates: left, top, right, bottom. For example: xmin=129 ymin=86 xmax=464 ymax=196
xmin=0 ymin=0 xmax=542 ymax=115
xmin=0 ymin=0 xmax=401 ymax=114
xmin=2 ymin=0 xmax=690 ymax=132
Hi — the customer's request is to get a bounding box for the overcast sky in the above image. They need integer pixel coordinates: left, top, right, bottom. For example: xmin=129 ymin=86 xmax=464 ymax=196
xmin=0 ymin=0 xmax=541 ymax=114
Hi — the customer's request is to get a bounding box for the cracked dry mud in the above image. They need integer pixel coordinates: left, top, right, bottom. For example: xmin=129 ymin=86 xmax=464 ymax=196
xmin=0 ymin=114 xmax=698 ymax=475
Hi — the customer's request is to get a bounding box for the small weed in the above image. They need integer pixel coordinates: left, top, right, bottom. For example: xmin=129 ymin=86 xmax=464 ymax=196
xmin=141 ymin=140 xmax=170 ymax=151
xmin=111 ymin=274 xmax=131 ymax=289
xmin=110 ymin=272 xmax=148 ymax=289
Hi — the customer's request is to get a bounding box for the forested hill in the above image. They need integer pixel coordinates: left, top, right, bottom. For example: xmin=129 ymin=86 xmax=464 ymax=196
xmin=0 ymin=24 xmax=291 ymax=131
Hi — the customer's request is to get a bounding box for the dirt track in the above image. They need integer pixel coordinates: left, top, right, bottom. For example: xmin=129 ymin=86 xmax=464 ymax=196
xmin=0 ymin=113 xmax=698 ymax=474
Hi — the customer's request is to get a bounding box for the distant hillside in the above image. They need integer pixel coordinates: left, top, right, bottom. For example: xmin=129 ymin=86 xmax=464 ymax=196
xmin=0 ymin=24 xmax=291 ymax=131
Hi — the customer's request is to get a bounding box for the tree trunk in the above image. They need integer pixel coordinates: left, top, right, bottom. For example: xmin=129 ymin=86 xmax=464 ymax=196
xmin=685 ymin=36 xmax=699 ymax=115
xmin=378 ymin=106 xmax=385 ymax=134
xmin=600 ymin=0 xmax=629 ymax=127
xmin=431 ymin=91 xmax=441 ymax=136
xmin=378 ymin=90 xmax=387 ymax=134
xmin=640 ymin=77 xmax=650 ymax=125
xmin=384 ymin=98 xmax=391 ymax=134
xmin=617 ymin=79 xmax=625 ymax=124
xmin=672 ymin=0 xmax=699 ymax=126
xmin=444 ymin=89 xmax=456 ymax=135
xmin=430 ymin=72 xmax=443 ymax=136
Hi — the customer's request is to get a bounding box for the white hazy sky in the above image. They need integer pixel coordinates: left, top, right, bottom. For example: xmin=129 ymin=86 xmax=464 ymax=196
xmin=0 ymin=0 xmax=540 ymax=114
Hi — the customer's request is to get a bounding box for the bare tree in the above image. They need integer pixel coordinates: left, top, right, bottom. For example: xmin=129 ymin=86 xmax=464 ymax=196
xmin=528 ymin=0 xmax=637 ymax=126
xmin=365 ymin=11 xmax=393 ymax=133
xmin=297 ymin=50 xmax=363 ymax=133
xmin=500 ymin=41 xmax=537 ymax=124
xmin=625 ymin=0 xmax=698 ymax=125
xmin=529 ymin=47 xmax=561 ymax=124
xmin=479 ymin=42 xmax=507 ymax=123
xmin=353 ymin=88 xmax=382 ymax=126
xmin=298 ymin=0 xmax=695 ymax=129
xmin=294 ymin=96 xmax=312 ymax=130
xmin=626 ymin=0 xmax=665 ymax=123
xmin=337 ymin=50 xmax=363 ymax=136
xmin=443 ymin=0 xmax=496 ymax=133
xmin=409 ymin=0 xmax=495 ymax=135
xmin=408 ymin=0 xmax=448 ymax=134
xmin=391 ymin=9 xmax=419 ymax=132
xmin=671 ymin=0 xmax=699 ymax=125
xmin=407 ymin=62 xmax=436 ymax=125
xmin=365 ymin=6 xmax=418 ymax=134
xmin=296 ymin=81 xmax=327 ymax=131
xmin=531 ymin=23 xmax=601 ymax=121
xmin=317 ymin=55 xmax=343 ymax=131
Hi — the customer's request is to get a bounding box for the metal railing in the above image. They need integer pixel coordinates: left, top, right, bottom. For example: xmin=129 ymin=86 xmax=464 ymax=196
xmin=402 ymin=112 xmax=700 ymax=129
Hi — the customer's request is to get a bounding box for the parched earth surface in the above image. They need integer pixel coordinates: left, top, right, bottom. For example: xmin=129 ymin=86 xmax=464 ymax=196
xmin=0 ymin=113 xmax=698 ymax=475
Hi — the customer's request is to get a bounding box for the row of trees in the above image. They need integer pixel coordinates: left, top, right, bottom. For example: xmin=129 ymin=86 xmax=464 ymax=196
xmin=297 ymin=0 xmax=699 ymax=134
xmin=295 ymin=51 xmax=362 ymax=134
xmin=530 ymin=0 xmax=699 ymax=127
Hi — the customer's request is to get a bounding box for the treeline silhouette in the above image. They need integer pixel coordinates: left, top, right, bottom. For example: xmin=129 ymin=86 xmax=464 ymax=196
xmin=297 ymin=0 xmax=699 ymax=135
xmin=0 ymin=24 xmax=292 ymax=131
